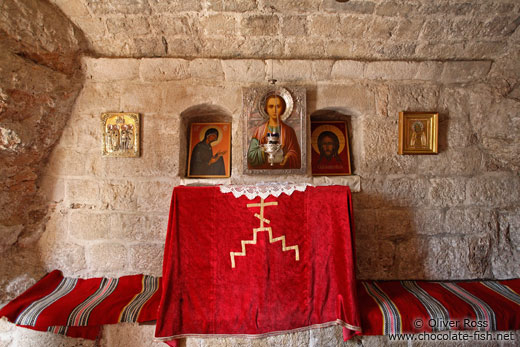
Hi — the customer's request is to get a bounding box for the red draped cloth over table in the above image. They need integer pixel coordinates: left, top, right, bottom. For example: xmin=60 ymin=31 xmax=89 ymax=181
xmin=155 ymin=185 xmax=361 ymax=345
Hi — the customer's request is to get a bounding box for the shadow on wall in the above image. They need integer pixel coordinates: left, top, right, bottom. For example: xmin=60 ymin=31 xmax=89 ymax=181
xmin=353 ymin=194 xmax=426 ymax=280
xmin=179 ymin=104 xmax=233 ymax=178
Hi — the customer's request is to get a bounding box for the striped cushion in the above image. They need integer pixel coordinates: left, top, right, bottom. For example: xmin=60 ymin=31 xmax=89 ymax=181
xmin=358 ymin=279 xmax=520 ymax=335
xmin=0 ymin=270 xmax=161 ymax=339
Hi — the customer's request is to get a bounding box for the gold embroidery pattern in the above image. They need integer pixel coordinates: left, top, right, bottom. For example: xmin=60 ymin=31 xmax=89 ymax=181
xmin=230 ymin=198 xmax=300 ymax=268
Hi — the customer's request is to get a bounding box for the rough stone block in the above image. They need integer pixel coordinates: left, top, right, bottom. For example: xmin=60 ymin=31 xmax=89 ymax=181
xmin=281 ymin=15 xmax=308 ymax=36
xmin=207 ymin=0 xmax=257 ymax=12
xmin=162 ymin=83 xmax=241 ymax=115
xmin=444 ymin=116 xmax=474 ymax=149
xmin=83 ymin=58 xmax=139 ymax=82
xmin=156 ymin=37 xmax=201 ymax=57
xmin=415 ymin=61 xmax=444 ymax=81
xmin=222 ymin=59 xmax=265 ymax=82
xmin=360 ymin=335 xmax=407 ymax=347
xmin=356 ymin=238 xmax=397 ymax=279
xmin=308 ymin=60 xmax=333 ymax=82
xmin=99 ymin=323 xmax=165 ymax=347
xmin=365 ymin=17 xmax=398 ymax=40
xmin=492 ymin=208 xmax=520 ymax=279
xmin=72 ymin=17 xmax=107 ymax=44
xmin=417 ymin=148 xmax=483 ymax=176
xmin=87 ymin=0 xmax=151 ymax=15
xmin=263 ymin=0 xmax=319 ymax=13
xmin=386 ymin=83 xmax=440 ymax=120
xmin=66 ymin=179 xmax=101 ymax=207
xmin=365 ymin=61 xmax=420 ymax=80
xmin=467 ymin=173 xmax=520 ymax=208
xmin=140 ymin=59 xmax=190 ymax=81
xmin=51 ymin=0 xmax=90 ymax=17
xmin=241 ymin=15 xmax=279 ymax=36
xmin=148 ymin=0 xmax=202 ymax=12
xmin=284 ymin=37 xmax=327 ymax=58
xmin=200 ymin=14 xmax=237 ymax=36
xmin=129 ymin=243 xmax=164 ymax=275
xmin=445 ymin=208 xmax=498 ymax=235
xmin=111 ymin=213 xmax=167 ymax=242
xmin=69 ymin=212 xmax=110 ymax=241
xmin=383 ymin=176 xmax=429 ymax=207
xmin=120 ymin=83 xmax=163 ymax=113
xmin=393 ymin=18 xmax=423 ymax=41
xmin=322 ymin=0 xmax=376 ymax=14
xmin=72 ymin=82 xmax=121 ymax=115
xmin=315 ymin=84 xmax=375 ymax=117
xmin=420 ymin=236 xmax=491 ymax=279
xmin=71 ymin=113 xmax=103 ymax=151
xmin=330 ymin=60 xmax=365 ymax=80
xmin=38 ymin=229 xmax=87 ymax=274
xmin=352 ymin=177 xmax=386 ymax=209
xmin=135 ymin=181 xmax=174 ymax=212
xmin=375 ymin=1 xmax=421 ymax=17
xmin=106 ymin=16 xmax=150 ymax=36
xmin=309 ymin=15 xmax=340 ymax=37
xmin=86 ymin=243 xmax=128 ymax=273
xmin=100 ymin=180 xmax=137 ymax=211
xmin=189 ymin=59 xmax=225 ymax=80
xmin=441 ymin=61 xmax=492 ymax=84
xmin=354 ymin=209 xmax=377 ymax=238
xmin=308 ymin=326 xmax=347 ymax=347
xmin=429 ymin=178 xmax=467 ymax=207
xmin=267 ymin=60 xmax=312 ymax=82
xmin=412 ymin=208 xmax=445 ymax=235
xmin=46 ymin=148 xmax=92 ymax=177
xmin=377 ymin=209 xmax=413 ymax=238
xmin=10 ymin=324 xmax=95 ymax=347
xmin=238 ymin=37 xmax=283 ymax=57
xmin=338 ymin=15 xmax=370 ymax=38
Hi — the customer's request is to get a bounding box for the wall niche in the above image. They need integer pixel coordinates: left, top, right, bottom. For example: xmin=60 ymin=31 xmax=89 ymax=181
xmin=179 ymin=104 xmax=233 ymax=179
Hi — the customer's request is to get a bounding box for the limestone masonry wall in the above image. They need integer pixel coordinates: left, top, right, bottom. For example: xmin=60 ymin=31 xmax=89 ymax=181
xmin=1 ymin=0 xmax=520 ymax=346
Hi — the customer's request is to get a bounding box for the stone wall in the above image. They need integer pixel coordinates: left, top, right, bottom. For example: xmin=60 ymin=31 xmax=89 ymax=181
xmin=2 ymin=56 xmax=513 ymax=346
xmin=50 ymin=0 xmax=520 ymax=61
xmin=37 ymin=56 xmax=520 ymax=282
xmin=0 ymin=0 xmax=87 ymax=306
xmin=1 ymin=0 xmax=519 ymax=346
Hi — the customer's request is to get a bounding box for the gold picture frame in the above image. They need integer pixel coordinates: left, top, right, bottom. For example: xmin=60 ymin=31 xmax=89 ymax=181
xmin=102 ymin=112 xmax=140 ymax=157
xmin=398 ymin=112 xmax=438 ymax=155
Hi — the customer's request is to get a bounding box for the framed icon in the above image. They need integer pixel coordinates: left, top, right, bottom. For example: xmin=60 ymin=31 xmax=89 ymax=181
xmin=102 ymin=112 xmax=140 ymax=157
xmin=311 ymin=121 xmax=351 ymax=176
xmin=187 ymin=122 xmax=231 ymax=178
xmin=398 ymin=112 xmax=439 ymax=155
xmin=242 ymin=86 xmax=307 ymax=175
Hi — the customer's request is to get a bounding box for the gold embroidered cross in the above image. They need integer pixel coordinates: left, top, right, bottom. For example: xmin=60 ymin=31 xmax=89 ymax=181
xmin=247 ymin=199 xmax=278 ymax=228
xmin=230 ymin=198 xmax=300 ymax=268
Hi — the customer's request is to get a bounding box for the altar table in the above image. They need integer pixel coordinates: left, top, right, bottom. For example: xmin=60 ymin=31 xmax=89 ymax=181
xmin=154 ymin=185 xmax=361 ymax=345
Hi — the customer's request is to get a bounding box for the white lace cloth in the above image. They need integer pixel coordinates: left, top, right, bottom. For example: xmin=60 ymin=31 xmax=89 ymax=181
xmin=219 ymin=182 xmax=311 ymax=200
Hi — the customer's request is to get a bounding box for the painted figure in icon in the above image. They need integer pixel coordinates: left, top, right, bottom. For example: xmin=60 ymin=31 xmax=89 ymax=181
xmin=247 ymin=94 xmax=301 ymax=169
xmin=189 ymin=128 xmax=226 ymax=176
xmin=317 ymin=131 xmax=343 ymax=166
xmin=410 ymin=121 xmax=427 ymax=148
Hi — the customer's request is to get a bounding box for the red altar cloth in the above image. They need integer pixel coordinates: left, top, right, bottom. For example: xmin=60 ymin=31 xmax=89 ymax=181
xmin=155 ymin=185 xmax=361 ymax=345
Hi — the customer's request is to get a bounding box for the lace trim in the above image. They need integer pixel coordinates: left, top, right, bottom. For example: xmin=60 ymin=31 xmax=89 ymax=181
xmin=219 ymin=182 xmax=311 ymax=200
